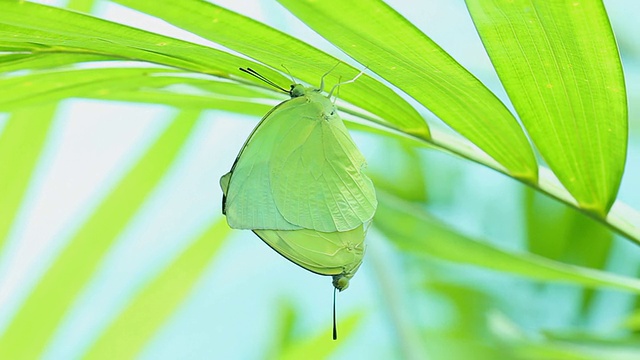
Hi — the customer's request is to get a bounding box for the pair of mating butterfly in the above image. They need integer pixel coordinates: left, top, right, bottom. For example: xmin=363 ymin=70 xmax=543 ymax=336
xmin=220 ymin=65 xmax=377 ymax=339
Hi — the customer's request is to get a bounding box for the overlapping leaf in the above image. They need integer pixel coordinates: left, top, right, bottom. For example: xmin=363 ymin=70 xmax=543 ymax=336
xmin=113 ymin=0 xmax=430 ymax=139
xmin=0 ymin=105 xmax=56 ymax=250
xmin=0 ymin=110 xmax=201 ymax=359
xmin=376 ymin=192 xmax=640 ymax=294
xmin=466 ymin=0 xmax=627 ymax=215
xmin=83 ymin=218 xmax=231 ymax=359
xmin=277 ymin=0 xmax=538 ymax=181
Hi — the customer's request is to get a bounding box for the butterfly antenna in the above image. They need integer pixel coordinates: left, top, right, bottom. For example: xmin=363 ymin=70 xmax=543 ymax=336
xmin=319 ymin=62 xmax=341 ymax=93
xmin=328 ymin=67 xmax=367 ymax=98
xmin=239 ymin=67 xmax=289 ymax=94
xmin=333 ymin=286 xmax=338 ymax=340
xmin=332 ymin=76 xmax=343 ymax=105
xmin=281 ymin=64 xmax=296 ymax=84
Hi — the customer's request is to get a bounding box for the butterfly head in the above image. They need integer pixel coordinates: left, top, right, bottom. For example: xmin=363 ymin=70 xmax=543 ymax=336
xmin=289 ymin=84 xmax=308 ymax=98
xmin=332 ymin=273 xmax=351 ymax=292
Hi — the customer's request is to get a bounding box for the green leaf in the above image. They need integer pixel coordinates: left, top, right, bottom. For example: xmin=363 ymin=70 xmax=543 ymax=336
xmin=112 ymin=0 xmax=430 ymax=139
xmin=279 ymin=311 xmax=363 ymax=360
xmin=66 ymin=0 xmax=96 ymax=13
xmin=525 ymin=189 xmax=613 ymax=269
xmin=83 ymin=218 xmax=231 ymax=360
xmin=0 ymin=53 xmax=113 ymax=73
xmin=466 ymin=0 xmax=627 ymax=215
xmin=0 ymin=67 xmax=279 ymax=112
xmin=0 ymin=1 xmax=284 ymax=82
xmin=0 ymin=104 xmax=56 ymax=251
xmin=421 ymin=283 xmax=502 ymax=360
xmin=369 ymin=140 xmax=428 ymax=203
xmin=0 ymin=110 xmax=200 ymax=359
xmin=375 ymin=191 xmax=640 ymax=294
xmin=276 ymin=0 xmax=538 ymax=181
xmin=1 ymin=67 xmax=181 ymax=110
xmin=524 ymin=188 xmax=614 ymax=317
xmin=93 ymin=88 xmax=274 ymax=116
xmin=267 ymin=302 xmax=363 ymax=360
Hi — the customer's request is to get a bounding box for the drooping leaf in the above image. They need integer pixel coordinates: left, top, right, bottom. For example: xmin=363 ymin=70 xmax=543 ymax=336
xmin=0 ymin=53 xmax=113 ymax=73
xmin=466 ymin=0 xmax=627 ymax=215
xmin=0 ymin=0 xmax=286 ymax=84
xmin=113 ymin=0 xmax=430 ymax=139
xmin=525 ymin=188 xmax=614 ymax=318
xmin=0 ymin=104 xmax=56 ymax=251
xmin=276 ymin=0 xmax=538 ymax=181
xmin=83 ymin=218 xmax=231 ymax=359
xmin=0 ymin=67 xmax=278 ymax=113
xmin=1 ymin=67 xmax=181 ymax=110
xmin=375 ymin=192 xmax=640 ymax=294
xmin=0 ymin=110 xmax=201 ymax=359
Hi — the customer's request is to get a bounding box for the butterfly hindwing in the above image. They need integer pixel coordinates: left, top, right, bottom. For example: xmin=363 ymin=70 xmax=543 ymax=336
xmin=253 ymin=223 xmax=367 ymax=278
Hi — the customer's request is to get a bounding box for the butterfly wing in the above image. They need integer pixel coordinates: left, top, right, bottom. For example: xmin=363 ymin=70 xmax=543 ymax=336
xmin=221 ymin=86 xmax=375 ymax=291
xmin=222 ymin=98 xmax=310 ymax=230
xmin=270 ymin=93 xmax=377 ymax=232
xmin=253 ymin=223 xmax=367 ymax=279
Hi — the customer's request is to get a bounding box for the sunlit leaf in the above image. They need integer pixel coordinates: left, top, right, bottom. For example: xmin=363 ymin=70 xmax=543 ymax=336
xmin=0 ymin=110 xmax=201 ymax=359
xmin=83 ymin=218 xmax=231 ymax=359
xmin=466 ymin=0 xmax=627 ymax=215
xmin=0 ymin=0 xmax=285 ymax=83
xmin=0 ymin=67 xmax=278 ymax=113
xmin=375 ymin=192 xmax=640 ymax=294
xmin=277 ymin=0 xmax=537 ymax=181
xmin=113 ymin=0 xmax=430 ymax=139
xmin=0 ymin=53 xmax=112 ymax=73
xmin=1 ymin=67 xmax=180 ymax=110
xmin=0 ymin=104 xmax=56 ymax=250
xmin=279 ymin=311 xmax=363 ymax=360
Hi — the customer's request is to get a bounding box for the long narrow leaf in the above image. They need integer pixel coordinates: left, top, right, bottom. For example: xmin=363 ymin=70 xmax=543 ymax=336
xmin=0 ymin=67 xmax=277 ymax=111
xmin=375 ymin=192 xmax=640 ymax=294
xmin=525 ymin=188 xmax=613 ymax=316
xmin=0 ymin=1 xmax=287 ymax=87
xmin=466 ymin=0 xmax=627 ymax=215
xmin=0 ymin=53 xmax=112 ymax=73
xmin=0 ymin=105 xmax=56 ymax=250
xmin=1 ymin=68 xmax=183 ymax=111
xmin=94 ymin=89 xmax=273 ymax=116
xmin=277 ymin=0 xmax=537 ymax=181
xmin=0 ymin=110 xmax=200 ymax=359
xmin=113 ymin=0 xmax=430 ymax=139
xmin=279 ymin=312 xmax=363 ymax=360
xmin=83 ymin=218 xmax=231 ymax=359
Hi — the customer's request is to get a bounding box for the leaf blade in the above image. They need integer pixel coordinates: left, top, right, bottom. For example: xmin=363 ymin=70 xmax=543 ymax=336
xmin=112 ymin=0 xmax=430 ymax=139
xmin=0 ymin=105 xmax=56 ymax=251
xmin=83 ymin=218 xmax=231 ymax=359
xmin=466 ymin=0 xmax=627 ymax=215
xmin=0 ymin=110 xmax=200 ymax=359
xmin=0 ymin=1 xmax=288 ymax=85
xmin=375 ymin=192 xmax=640 ymax=294
xmin=277 ymin=0 xmax=538 ymax=180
